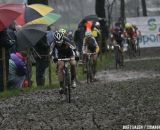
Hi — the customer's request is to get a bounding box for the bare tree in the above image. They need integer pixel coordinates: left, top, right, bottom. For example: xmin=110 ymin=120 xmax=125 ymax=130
xmin=95 ymin=0 xmax=106 ymax=18
xmin=120 ymin=0 xmax=125 ymax=27
xmin=105 ymin=0 xmax=116 ymax=28
xmin=141 ymin=0 xmax=147 ymax=16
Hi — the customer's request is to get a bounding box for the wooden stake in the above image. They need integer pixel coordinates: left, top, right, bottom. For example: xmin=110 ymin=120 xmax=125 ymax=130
xmin=48 ymin=53 xmax=52 ymax=86
xmin=2 ymin=47 xmax=7 ymax=91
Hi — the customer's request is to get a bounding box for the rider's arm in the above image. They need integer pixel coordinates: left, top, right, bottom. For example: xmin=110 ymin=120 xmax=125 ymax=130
xmin=82 ymin=38 xmax=87 ymax=54
xmin=63 ymin=36 xmax=76 ymax=49
xmin=92 ymin=37 xmax=99 ymax=54
xmin=96 ymin=45 xmax=100 ymax=54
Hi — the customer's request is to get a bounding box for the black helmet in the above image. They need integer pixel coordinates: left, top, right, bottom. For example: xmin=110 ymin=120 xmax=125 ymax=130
xmin=54 ymin=31 xmax=63 ymax=46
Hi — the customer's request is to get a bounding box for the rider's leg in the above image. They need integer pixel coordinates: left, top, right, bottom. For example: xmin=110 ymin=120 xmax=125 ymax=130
xmin=58 ymin=61 xmax=65 ymax=88
xmin=131 ymin=37 xmax=136 ymax=53
xmin=70 ymin=58 xmax=77 ymax=88
xmin=119 ymin=42 xmax=124 ymax=66
xmin=93 ymin=54 xmax=98 ymax=79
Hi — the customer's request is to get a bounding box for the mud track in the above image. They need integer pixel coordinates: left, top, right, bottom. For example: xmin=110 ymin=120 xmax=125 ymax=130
xmin=0 ymin=48 xmax=160 ymax=130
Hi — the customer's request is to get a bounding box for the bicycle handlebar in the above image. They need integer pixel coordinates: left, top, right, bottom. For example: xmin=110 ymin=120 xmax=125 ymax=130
xmin=58 ymin=58 xmax=75 ymax=61
xmin=84 ymin=52 xmax=97 ymax=55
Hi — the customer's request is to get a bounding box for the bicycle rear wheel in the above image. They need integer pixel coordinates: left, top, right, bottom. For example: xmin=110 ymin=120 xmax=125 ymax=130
xmin=86 ymin=60 xmax=91 ymax=83
xmin=127 ymin=41 xmax=134 ymax=58
xmin=90 ymin=59 xmax=94 ymax=82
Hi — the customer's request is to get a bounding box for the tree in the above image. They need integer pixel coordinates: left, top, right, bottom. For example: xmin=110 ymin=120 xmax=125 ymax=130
xmin=95 ymin=0 xmax=108 ymax=53
xmin=95 ymin=0 xmax=106 ymax=18
xmin=120 ymin=0 xmax=125 ymax=27
xmin=106 ymin=0 xmax=116 ymax=28
xmin=141 ymin=0 xmax=147 ymax=16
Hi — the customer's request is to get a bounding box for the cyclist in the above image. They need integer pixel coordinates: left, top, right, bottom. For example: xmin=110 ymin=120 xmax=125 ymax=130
xmin=132 ymin=24 xmax=141 ymax=42
xmin=124 ymin=23 xmax=135 ymax=43
xmin=110 ymin=22 xmax=124 ymax=65
xmin=51 ymin=31 xmax=79 ymax=94
xmin=111 ymin=22 xmax=124 ymax=47
xmin=82 ymin=31 xmax=100 ymax=80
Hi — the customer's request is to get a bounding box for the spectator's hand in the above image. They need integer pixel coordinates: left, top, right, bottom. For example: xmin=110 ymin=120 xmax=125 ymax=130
xmin=53 ymin=57 xmax=58 ymax=63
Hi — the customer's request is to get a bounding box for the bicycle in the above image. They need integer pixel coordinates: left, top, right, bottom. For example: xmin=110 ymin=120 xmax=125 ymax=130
xmin=84 ymin=52 xmax=96 ymax=83
xmin=126 ymin=37 xmax=136 ymax=58
xmin=58 ymin=58 xmax=74 ymax=103
xmin=114 ymin=43 xmax=124 ymax=69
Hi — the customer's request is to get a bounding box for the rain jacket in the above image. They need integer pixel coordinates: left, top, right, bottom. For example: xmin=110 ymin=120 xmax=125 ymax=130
xmin=10 ymin=52 xmax=27 ymax=76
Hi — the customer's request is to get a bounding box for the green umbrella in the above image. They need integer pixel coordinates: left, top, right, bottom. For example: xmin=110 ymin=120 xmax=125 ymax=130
xmin=26 ymin=12 xmax=61 ymax=26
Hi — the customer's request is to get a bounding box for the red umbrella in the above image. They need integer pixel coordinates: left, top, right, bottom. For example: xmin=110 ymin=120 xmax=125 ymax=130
xmin=0 ymin=4 xmax=24 ymax=31
xmin=16 ymin=11 xmax=25 ymax=26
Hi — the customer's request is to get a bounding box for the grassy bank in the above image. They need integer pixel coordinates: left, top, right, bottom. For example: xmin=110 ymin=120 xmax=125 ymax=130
xmin=0 ymin=53 xmax=113 ymax=99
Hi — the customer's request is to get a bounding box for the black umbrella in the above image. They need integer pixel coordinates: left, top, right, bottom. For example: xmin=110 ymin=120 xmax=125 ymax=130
xmin=17 ymin=24 xmax=47 ymax=50
xmin=79 ymin=15 xmax=100 ymax=27
xmin=83 ymin=15 xmax=99 ymax=22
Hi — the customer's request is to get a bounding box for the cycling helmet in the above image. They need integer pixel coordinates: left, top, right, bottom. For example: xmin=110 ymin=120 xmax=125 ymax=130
xmin=54 ymin=31 xmax=64 ymax=46
xmin=85 ymin=31 xmax=92 ymax=37
xmin=59 ymin=28 xmax=67 ymax=35
xmin=95 ymin=21 xmax=100 ymax=27
xmin=125 ymin=23 xmax=132 ymax=29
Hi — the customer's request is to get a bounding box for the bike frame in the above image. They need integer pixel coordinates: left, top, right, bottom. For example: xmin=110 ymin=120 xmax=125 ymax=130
xmin=126 ymin=37 xmax=136 ymax=58
xmin=58 ymin=58 xmax=74 ymax=103
xmin=114 ymin=44 xmax=123 ymax=69
xmin=85 ymin=53 xmax=96 ymax=83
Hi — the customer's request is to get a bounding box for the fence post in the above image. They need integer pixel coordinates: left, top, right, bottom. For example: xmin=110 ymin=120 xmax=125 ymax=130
xmin=2 ymin=47 xmax=7 ymax=91
xmin=48 ymin=53 xmax=52 ymax=86
xmin=27 ymin=48 xmax=32 ymax=87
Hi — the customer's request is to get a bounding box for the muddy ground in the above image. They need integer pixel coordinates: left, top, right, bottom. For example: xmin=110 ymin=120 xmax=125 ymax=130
xmin=0 ymin=48 xmax=160 ymax=130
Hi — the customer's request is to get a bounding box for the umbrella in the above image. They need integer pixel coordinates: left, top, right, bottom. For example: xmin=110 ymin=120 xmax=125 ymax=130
xmin=16 ymin=4 xmax=54 ymax=25
xmin=17 ymin=24 xmax=47 ymax=50
xmin=26 ymin=12 xmax=61 ymax=26
xmin=83 ymin=15 xmax=99 ymax=22
xmin=79 ymin=14 xmax=100 ymax=28
xmin=0 ymin=3 xmax=23 ymax=31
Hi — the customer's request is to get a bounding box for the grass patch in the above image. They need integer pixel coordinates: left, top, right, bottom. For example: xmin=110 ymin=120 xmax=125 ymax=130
xmin=0 ymin=53 xmax=113 ymax=99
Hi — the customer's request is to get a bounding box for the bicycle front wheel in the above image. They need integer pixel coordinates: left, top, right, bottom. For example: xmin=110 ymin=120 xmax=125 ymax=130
xmin=114 ymin=46 xmax=120 ymax=69
xmin=86 ymin=60 xmax=91 ymax=83
xmin=65 ymin=68 xmax=71 ymax=103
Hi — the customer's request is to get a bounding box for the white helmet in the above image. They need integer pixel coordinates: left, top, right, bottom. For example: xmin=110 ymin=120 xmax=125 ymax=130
xmin=54 ymin=31 xmax=64 ymax=46
xmin=95 ymin=22 xmax=100 ymax=27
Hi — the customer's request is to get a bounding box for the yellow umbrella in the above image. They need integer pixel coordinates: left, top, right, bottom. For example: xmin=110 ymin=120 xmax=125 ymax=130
xmin=26 ymin=13 xmax=61 ymax=26
xmin=27 ymin=4 xmax=54 ymax=16
xmin=25 ymin=4 xmax=54 ymax=23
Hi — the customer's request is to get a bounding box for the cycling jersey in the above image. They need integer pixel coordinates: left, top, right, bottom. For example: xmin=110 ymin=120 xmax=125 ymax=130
xmin=51 ymin=36 xmax=75 ymax=59
xmin=83 ymin=36 xmax=99 ymax=53
xmin=124 ymin=27 xmax=135 ymax=39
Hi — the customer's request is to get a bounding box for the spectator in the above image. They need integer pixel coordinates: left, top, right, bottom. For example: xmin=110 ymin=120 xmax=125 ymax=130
xmin=7 ymin=21 xmax=17 ymax=53
xmin=34 ymin=34 xmax=50 ymax=86
xmin=74 ymin=27 xmax=85 ymax=58
xmin=8 ymin=51 xmax=27 ymax=88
